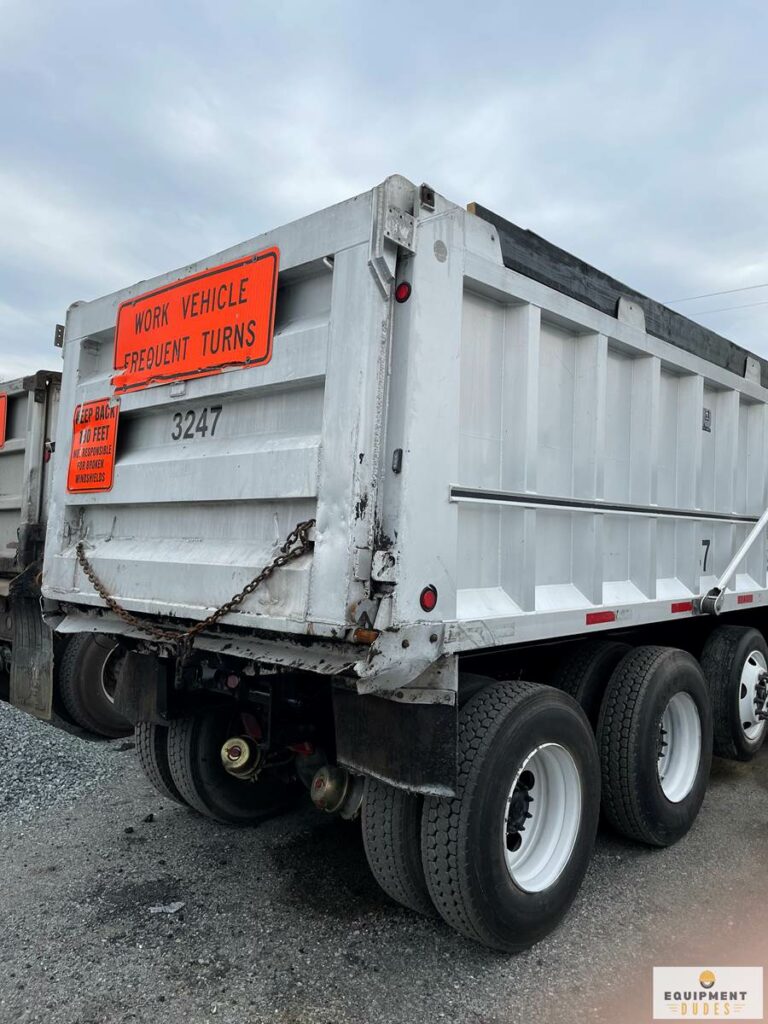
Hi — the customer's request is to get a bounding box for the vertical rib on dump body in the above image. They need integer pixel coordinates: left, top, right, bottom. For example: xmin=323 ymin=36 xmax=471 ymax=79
xmin=42 ymin=176 xmax=768 ymax=689
xmin=0 ymin=371 xmax=60 ymax=582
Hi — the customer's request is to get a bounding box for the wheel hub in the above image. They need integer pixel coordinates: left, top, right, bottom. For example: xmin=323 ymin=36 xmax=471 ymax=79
xmin=657 ymin=726 xmax=669 ymax=760
xmin=220 ymin=736 xmax=262 ymax=780
xmin=506 ymin=770 xmax=535 ymax=850
xmin=753 ymin=672 xmax=768 ymax=721
xmin=503 ymin=744 xmax=583 ymax=893
xmin=739 ymin=652 xmax=768 ymax=739
xmin=656 ymin=692 xmax=702 ymax=802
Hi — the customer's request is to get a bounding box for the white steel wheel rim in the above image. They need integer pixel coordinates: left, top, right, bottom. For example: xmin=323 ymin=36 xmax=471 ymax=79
xmin=657 ymin=692 xmax=701 ymax=802
xmin=503 ymin=743 xmax=583 ymax=893
xmin=100 ymin=645 xmax=121 ymax=705
xmin=739 ymin=650 xmax=767 ymax=742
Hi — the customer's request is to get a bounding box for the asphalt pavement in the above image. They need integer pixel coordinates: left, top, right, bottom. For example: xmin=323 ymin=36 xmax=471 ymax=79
xmin=2 ymin=703 xmax=767 ymax=1024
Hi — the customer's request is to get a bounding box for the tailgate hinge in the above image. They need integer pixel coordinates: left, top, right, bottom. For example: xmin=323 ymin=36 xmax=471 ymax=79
xmin=371 ymin=550 xmax=397 ymax=583
xmin=369 ymin=183 xmax=416 ymax=297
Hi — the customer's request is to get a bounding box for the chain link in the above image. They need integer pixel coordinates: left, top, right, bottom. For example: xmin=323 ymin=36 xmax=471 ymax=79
xmin=75 ymin=518 xmax=316 ymax=651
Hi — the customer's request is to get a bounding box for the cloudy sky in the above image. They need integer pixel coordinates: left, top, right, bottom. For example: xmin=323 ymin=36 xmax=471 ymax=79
xmin=1 ymin=0 xmax=767 ymax=380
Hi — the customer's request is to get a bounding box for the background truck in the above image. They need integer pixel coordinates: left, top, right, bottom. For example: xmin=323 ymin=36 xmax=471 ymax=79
xmin=41 ymin=175 xmax=768 ymax=950
xmin=0 ymin=370 xmax=129 ymax=738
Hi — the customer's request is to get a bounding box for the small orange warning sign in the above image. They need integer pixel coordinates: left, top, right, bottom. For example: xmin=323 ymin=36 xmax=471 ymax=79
xmin=112 ymin=247 xmax=279 ymax=393
xmin=67 ymin=398 xmax=119 ymax=493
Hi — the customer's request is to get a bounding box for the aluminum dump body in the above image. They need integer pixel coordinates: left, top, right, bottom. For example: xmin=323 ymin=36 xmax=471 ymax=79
xmin=0 ymin=370 xmax=60 ymax=652
xmin=42 ymin=177 xmax=768 ymax=688
xmin=0 ymin=371 xmax=60 ymax=576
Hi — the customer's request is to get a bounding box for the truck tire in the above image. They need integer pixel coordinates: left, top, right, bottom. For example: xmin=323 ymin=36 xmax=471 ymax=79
xmin=166 ymin=709 xmax=299 ymax=825
xmin=135 ymin=722 xmax=186 ymax=805
xmin=458 ymin=672 xmax=496 ymax=707
xmin=421 ymin=681 xmax=600 ymax=952
xmin=699 ymin=626 xmax=768 ymax=762
xmin=598 ymin=646 xmax=712 ymax=847
xmin=58 ymin=634 xmax=132 ymax=739
xmin=551 ymin=640 xmax=631 ymax=727
xmin=362 ymin=778 xmax=434 ymax=917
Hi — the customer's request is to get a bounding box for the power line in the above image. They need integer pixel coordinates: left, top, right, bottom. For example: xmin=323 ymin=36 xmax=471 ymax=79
xmin=667 ymin=281 xmax=768 ymax=304
xmin=693 ymin=299 xmax=768 ymax=316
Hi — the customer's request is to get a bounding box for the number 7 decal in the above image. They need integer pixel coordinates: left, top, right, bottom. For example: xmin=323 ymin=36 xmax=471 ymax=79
xmin=701 ymin=538 xmax=711 ymax=573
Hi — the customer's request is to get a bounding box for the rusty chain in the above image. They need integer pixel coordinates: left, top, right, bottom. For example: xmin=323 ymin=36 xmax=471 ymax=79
xmin=75 ymin=518 xmax=316 ymax=652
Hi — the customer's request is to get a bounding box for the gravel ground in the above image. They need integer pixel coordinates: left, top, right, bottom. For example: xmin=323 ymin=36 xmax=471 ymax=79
xmin=2 ymin=702 xmax=768 ymax=1024
xmin=0 ymin=705 xmax=129 ymax=825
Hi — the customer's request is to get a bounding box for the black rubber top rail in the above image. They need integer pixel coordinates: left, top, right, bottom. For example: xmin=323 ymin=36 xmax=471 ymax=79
xmin=469 ymin=203 xmax=768 ymax=390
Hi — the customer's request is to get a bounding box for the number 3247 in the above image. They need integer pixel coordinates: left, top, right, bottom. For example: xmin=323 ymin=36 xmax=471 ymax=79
xmin=170 ymin=406 xmax=222 ymax=441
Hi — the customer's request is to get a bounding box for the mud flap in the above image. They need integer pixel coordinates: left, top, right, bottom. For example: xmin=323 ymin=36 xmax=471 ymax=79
xmin=9 ymin=563 xmax=53 ymax=720
xmin=113 ymin=651 xmax=170 ymax=726
xmin=333 ymin=686 xmax=458 ymax=796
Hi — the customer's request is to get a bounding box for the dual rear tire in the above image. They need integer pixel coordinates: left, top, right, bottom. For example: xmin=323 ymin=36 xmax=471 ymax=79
xmin=361 ymin=642 xmax=724 ymax=949
xmin=556 ymin=630 xmax=767 ymax=849
xmin=597 ymin=646 xmax=712 ymax=847
xmin=362 ymin=682 xmax=601 ymax=952
xmin=556 ymin=641 xmax=715 ymax=847
xmin=57 ymin=634 xmax=132 ymax=738
xmin=700 ymin=626 xmax=768 ymax=761
xmin=361 ymin=779 xmax=433 ymax=917
xmin=135 ymin=708 xmax=300 ymax=824
xmin=135 ymin=722 xmax=185 ymax=805
xmin=551 ymin=640 xmax=630 ymax=727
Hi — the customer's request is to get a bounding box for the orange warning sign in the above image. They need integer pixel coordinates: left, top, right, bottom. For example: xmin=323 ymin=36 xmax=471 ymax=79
xmin=0 ymin=393 xmax=6 ymax=448
xmin=112 ymin=247 xmax=279 ymax=393
xmin=67 ymin=398 xmax=119 ymax=493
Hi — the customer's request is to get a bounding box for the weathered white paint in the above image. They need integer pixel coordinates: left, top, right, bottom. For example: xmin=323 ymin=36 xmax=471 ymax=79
xmin=42 ymin=176 xmax=768 ymax=686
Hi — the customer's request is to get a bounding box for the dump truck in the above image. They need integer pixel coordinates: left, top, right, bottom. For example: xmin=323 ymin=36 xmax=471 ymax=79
xmin=41 ymin=176 xmax=768 ymax=950
xmin=0 ymin=370 xmax=129 ymax=738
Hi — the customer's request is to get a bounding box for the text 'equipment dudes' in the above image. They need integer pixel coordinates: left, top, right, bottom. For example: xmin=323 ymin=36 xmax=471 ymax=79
xmin=112 ymin=247 xmax=279 ymax=392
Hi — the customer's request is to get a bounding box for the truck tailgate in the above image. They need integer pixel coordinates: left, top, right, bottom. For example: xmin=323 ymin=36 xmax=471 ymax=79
xmin=43 ymin=178 xmax=417 ymax=638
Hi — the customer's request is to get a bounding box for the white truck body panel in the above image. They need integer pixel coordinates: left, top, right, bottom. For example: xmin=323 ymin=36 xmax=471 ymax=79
xmin=0 ymin=372 xmax=60 ymax=584
xmin=42 ymin=177 xmax=768 ymax=687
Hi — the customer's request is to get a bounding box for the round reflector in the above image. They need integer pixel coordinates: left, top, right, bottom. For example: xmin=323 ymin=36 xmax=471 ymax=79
xmin=395 ymin=281 xmax=412 ymax=303
xmin=420 ymin=585 xmax=438 ymax=612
